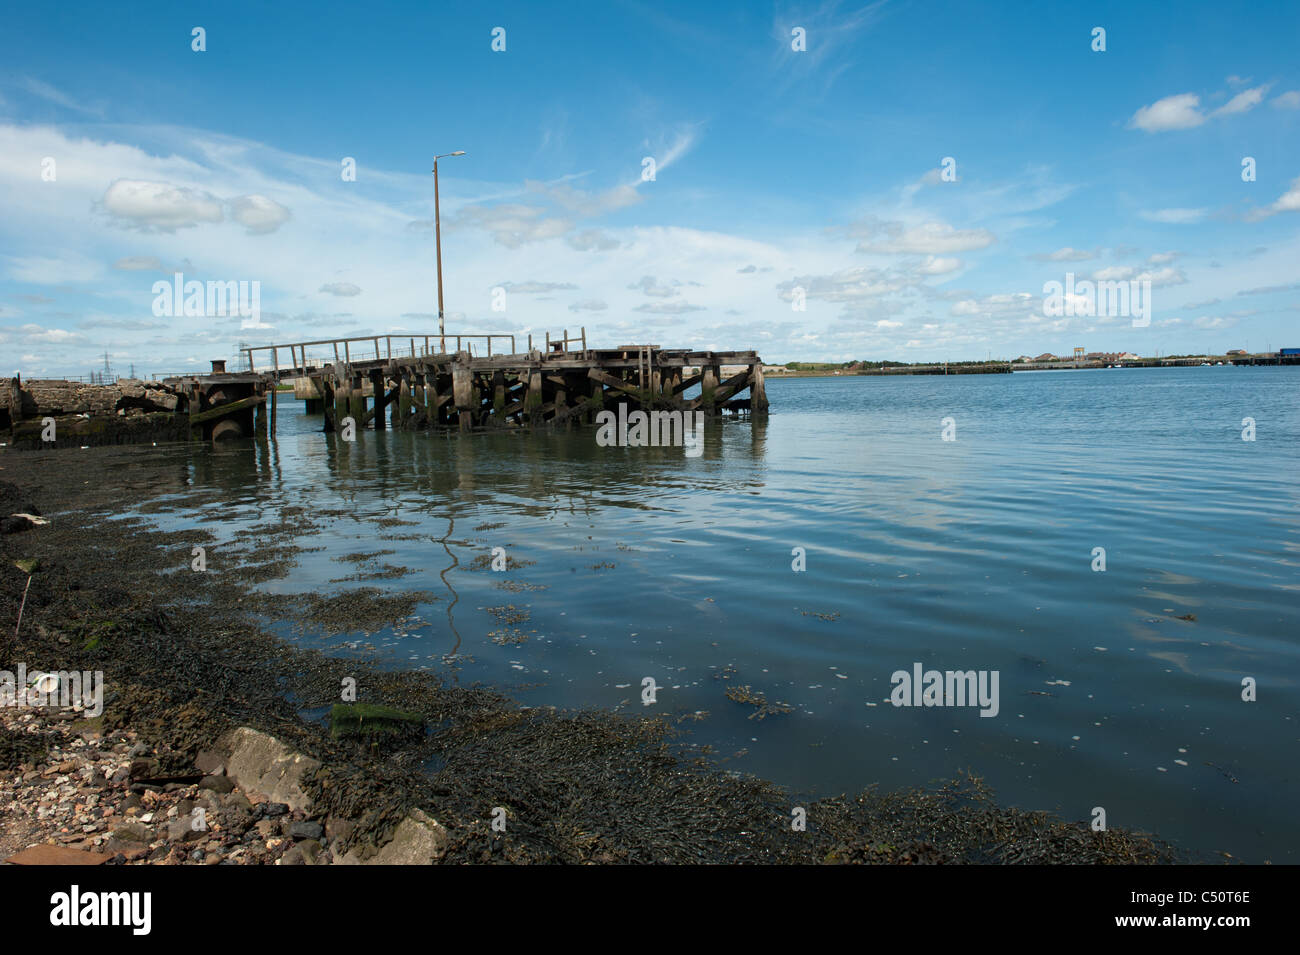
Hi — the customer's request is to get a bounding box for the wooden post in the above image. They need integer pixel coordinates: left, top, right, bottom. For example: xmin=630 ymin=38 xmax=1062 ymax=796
xmin=750 ymin=361 xmax=768 ymax=415
xmin=492 ymin=369 xmax=506 ymax=422
xmin=351 ymin=375 xmax=365 ymax=425
xmin=554 ymin=377 xmax=568 ymax=427
xmin=399 ymin=373 xmax=412 ymax=428
xmin=429 ymin=369 xmax=442 ymax=427
xmin=322 ymin=378 xmax=336 ymax=432
xmin=701 ymin=362 xmax=720 ymax=415
xmin=370 ymin=370 xmax=386 ymax=430
xmin=254 ymin=388 xmax=268 ymax=439
xmin=412 ymin=367 xmax=425 ymax=426
xmin=453 ymin=361 xmax=474 ymax=432
xmin=526 ymin=367 xmax=543 ymax=423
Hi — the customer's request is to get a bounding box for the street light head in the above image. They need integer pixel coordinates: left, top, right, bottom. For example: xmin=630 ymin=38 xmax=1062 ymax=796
xmin=451 ymin=150 xmax=466 ymax=156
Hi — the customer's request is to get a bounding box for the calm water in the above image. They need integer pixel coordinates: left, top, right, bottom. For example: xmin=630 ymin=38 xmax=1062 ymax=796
xmin=123 ymin=366 xmax=1299 ymax=861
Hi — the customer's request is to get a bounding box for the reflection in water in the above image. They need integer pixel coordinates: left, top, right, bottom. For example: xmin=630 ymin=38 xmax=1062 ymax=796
xmin=436 ymin=514 xmax=463 ymax=662
xmin=124 ymin=369 xmax=1300 ymax=863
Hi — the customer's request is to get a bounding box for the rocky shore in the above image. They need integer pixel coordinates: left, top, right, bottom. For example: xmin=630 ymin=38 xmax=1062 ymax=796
xmin=0 ymin=445 xmax=1189 ymax=865
xmin=2 ymin=377 xmax=188 ymax=450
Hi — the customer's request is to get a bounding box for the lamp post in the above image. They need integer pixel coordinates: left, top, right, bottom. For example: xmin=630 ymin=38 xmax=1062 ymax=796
xmin=433 ymin=151 xmax=466 ymax=354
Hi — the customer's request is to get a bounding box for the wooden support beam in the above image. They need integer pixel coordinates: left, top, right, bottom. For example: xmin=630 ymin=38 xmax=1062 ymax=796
xmin=188 ymin=392 xmax=266 ymax=426
xmin=361 ymin=385 xmax=400 ymax=426
xmin=587 ymin=367 xmax=646 ymax=400
xmin=672 ymin=372 xmax=701 ymax=395
xmin=689 ymin=368 xmax=749 ymax=412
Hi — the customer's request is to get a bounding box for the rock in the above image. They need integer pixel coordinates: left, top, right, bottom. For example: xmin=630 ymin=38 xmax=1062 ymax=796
xmin=280 ymin=839 xmax=321 ymax=866
xmin=351 ymin=809 xmax=448 ymax=865
xmin=128 ymin=757 xmax=160 ymax=779
xmin=5 ymin=844 xmax=112 ymax=865
xmin=199 ymin=774 xmax=234 ymax=794
xmin=222 ymin=792 xmax=252 ymax=811
xmin=261 ymin=801 xmax=289 ymax=818
xmin=220 ymin=728 xmax=319 ymax=813
xmin=194 ymin=750 xmax=225 ymax=776
xmin=110 ymin=822 xmax=150 ymax=844
xmin=1 ymin=515 xmax=35 ymax=535
xmin=167 ymin=815 xmax=206 ymax=843
xmin=255 ymin=820 xmax=278 ymax=838
xmin=325 ymin=815 xmax=355 ymax=844
xmin=289 ymin=820 xmax=323 ymax=841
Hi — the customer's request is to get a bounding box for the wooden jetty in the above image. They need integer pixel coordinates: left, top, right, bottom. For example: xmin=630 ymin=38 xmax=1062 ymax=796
xmin=162 ymin=328 xmax=768 ymax=439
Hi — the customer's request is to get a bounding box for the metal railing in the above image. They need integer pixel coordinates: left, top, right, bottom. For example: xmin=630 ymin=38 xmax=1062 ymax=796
xmin=243 ymin=328 xmax=588 ymax=377
xmin=244 ymin=333 xmax=519 ymax=376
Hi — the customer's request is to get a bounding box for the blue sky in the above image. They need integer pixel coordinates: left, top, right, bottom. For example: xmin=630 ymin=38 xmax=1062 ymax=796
xmin=2 ymin=0 xmax=1299 ymax=376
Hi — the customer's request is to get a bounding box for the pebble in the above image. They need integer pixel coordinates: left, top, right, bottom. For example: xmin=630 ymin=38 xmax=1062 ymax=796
xmin=0 ymin=703 xmax=330 ymax=866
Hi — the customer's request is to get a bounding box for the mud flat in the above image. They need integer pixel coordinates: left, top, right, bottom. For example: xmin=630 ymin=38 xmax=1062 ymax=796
xmin=0 ymin=446 xmax=1188 ymax=864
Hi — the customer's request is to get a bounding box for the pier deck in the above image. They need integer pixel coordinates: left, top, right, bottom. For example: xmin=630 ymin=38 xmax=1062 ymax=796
xmin=162 ymin=329 xmax=769 ymax=438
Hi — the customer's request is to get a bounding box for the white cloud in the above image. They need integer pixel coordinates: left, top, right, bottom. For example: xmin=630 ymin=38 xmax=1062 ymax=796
xmin=567 ymin=229 xmax=620 ymax=252
xmin=501 ymin=280 xmax=578 ymax=294
xmin=1040 ymin=247 xmax=1097 ymax=262
xmin=1210 ymin=85 xmax=1269 ymax=117
xmin=917 ymin=255 xmax=962 ymax=275
xmin=319 ymin=282 xmax=361 ymax=296
xmin=1130 ymin=93 xmax=1205 ymax=132
xmin=1250 ymin=175 xmax=1300 ymax=219
xmin=1140 ymin=208 xmax=1208 ymax=224
xmin=854 ymin=220 xmax=995 ymax=254
xmin=100 ymin=179 xmax=224 ymax=232
xmin=1134 ymin=266 xmax=1188 ymax=287
xmin=1272 ymin=91 xmax=1300 ymax=109
xmin=1093 ymin=266 xmax=1136 ymax=281
xmin=228 ymin=194 xmax=291 ymax=234
xmin=452 ymin=203 xmax=573 ymax=248
xmin=627 ymin=275 xmax=680 ymax=298
xmin=633 ymin=301 xmax=704 ymax=314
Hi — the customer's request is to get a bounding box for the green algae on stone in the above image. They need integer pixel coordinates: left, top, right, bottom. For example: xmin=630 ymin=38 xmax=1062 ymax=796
xmin=330 ymin=703 xmax=425 ymax=744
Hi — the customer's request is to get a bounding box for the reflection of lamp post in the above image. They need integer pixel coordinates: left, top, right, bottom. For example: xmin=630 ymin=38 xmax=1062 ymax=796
xmin=433 ymin=151 xmax=467 ymax=354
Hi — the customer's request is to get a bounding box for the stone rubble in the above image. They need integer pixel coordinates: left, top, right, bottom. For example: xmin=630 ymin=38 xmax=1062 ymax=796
xmin=0 ymin=704 xmax=369 ymax=865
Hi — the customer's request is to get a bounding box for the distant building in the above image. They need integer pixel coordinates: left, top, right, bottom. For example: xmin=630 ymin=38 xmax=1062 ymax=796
xmin=1014 ymin=355 xmax=1034 ymax=363
xmin=1033 ymin=352 xmax=1056 ymax=362
xmin=1083 ymin=351 xmax=1141 ymax=363
xmin=1226 ymin=349 xmax=1247 ymax=356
